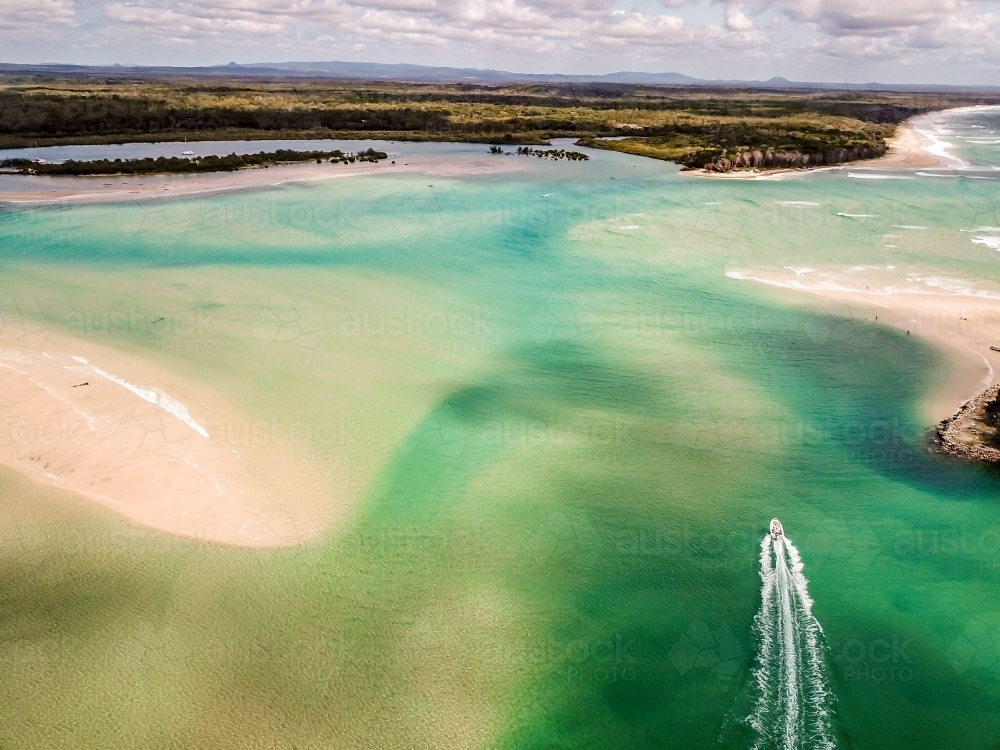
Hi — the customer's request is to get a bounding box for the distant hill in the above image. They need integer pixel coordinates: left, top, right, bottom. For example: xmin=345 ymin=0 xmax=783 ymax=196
xmin=1 ymin=60 xmax=998 ymax=91
xmin=241 ymin=60 xmax=701 ymax=84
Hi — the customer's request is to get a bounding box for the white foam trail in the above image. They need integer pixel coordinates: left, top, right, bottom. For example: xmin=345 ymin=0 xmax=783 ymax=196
xmin=745 ymin=534 xmax=836 ymax=750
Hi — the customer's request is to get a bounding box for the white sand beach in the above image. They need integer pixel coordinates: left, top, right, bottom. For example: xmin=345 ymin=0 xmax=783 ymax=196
xmin=858 ymin=122 xmax=942 ymax=169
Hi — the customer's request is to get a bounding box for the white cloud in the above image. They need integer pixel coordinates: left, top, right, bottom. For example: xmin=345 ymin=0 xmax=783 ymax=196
xmin=725 ymin=3 xmax=754 ymax=31
xmin=88 ymin=0 xmax=768 ymax=62
xmin=773 ymin=0 xmax=963 ymax=33
xmin=0 ymin=0 xmax=76 ymax=30
xmin=1 ymin=0 xmax=1000 ymax=81
xmin=775 ymin=0 xmax=1000 ymax=69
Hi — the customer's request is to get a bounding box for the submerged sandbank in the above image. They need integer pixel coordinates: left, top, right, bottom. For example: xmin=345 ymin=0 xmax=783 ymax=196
xmin=0 ymin=329 xmax=340 ymax=547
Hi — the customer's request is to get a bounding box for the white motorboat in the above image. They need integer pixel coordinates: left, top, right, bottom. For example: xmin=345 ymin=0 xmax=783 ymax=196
xmin=770 ymin=518 xmax=784 ymax=541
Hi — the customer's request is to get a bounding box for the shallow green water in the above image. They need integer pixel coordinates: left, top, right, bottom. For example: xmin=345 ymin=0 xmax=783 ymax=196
xmin=2 ymin=116 xmax=1000 ymax=749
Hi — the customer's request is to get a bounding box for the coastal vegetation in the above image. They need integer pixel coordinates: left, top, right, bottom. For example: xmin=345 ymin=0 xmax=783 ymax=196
xmin=489 ymin=145 xmax=588 ymax=160
xmin=1 ymin=74 xmax=998 ymax=170
xmin=576 ymin=114 xmax=890 ymax=170
xmin=514 ymin=146 xmax=588 ymax=160
xmin=0 ymin=147 xmax=388 ymax=175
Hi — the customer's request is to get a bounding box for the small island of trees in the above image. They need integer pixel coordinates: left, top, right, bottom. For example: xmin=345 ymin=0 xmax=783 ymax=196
xmin=488 ymin=145 xmax=589 ymax=161
xmin=0 ymin=148 xmax=389 ymax=176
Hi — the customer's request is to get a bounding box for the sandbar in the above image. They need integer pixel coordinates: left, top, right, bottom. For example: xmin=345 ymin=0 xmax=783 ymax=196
xmin=0 ymin=151 xmax=523 ymax=205
xmin=0 ymin=327 xmax=340 ymax=547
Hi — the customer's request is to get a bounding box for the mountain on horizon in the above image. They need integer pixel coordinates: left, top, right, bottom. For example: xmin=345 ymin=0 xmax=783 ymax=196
xmin=0 ymin=60 xmax=995 ymax=91
xmin=242 ymin=60 xmax=701 ymax=84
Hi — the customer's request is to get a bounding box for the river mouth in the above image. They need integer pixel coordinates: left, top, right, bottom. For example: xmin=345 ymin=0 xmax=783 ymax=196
xmin=2 ymin=107 xmax=1000 ymax=750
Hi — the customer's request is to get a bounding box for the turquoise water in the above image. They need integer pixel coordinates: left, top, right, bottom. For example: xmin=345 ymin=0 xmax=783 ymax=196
xmin=1 ymin=113 xmax=1000 ymax=748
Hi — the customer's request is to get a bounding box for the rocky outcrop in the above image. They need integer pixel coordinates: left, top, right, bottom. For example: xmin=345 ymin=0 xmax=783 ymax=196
xmin=699 ymin=144 xmax=887 ymax=173
xmin=933 ymin=384 xmax=1000 ymax=462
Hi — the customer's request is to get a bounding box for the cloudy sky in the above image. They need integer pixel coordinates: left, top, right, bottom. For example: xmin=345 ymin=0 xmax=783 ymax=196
xmin=2 ymin=0 xmax=1000 ymax=83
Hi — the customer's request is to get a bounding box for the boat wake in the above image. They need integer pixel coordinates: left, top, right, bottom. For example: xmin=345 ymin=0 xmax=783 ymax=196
xmin=740 ymin=527 xmax=837 ymax=750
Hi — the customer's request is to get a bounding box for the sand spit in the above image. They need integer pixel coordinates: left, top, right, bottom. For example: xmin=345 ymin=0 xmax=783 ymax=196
xmin=0 ymin=152 xmax=524 ymax=206
xmin=934 ymin=383 xmax=1000 ymax=462
xmin=0 ymin=159 xmax=395 ymax=205
xmin=0 ymin=331 xmax=336 ymax=547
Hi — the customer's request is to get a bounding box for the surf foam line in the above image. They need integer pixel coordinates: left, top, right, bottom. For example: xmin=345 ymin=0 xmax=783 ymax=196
xmin=70 ymin=355 xmax=210 ymax=439
xmin=745 ymin=534 xmax=836 ymax=750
